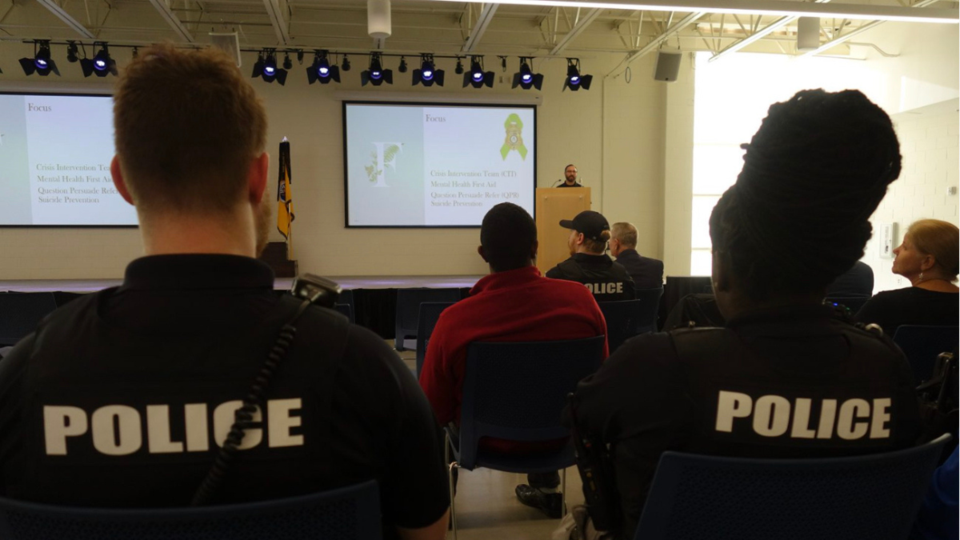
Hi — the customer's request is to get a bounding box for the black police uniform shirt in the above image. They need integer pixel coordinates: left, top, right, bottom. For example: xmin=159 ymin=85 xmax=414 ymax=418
xmin=557 ymin=182 xmax=584 ymax=188
xmin=546 ymin=253 xmax=636 ymax=302
xmin=569 ymin=304 xmax=922 ymax=538
xmin=0 ymin=255 xmax=449 ymax=537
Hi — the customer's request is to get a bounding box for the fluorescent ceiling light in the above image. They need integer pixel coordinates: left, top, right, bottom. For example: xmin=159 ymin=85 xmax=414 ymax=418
xmin=425 ymin=0 xmax=958 ymax=24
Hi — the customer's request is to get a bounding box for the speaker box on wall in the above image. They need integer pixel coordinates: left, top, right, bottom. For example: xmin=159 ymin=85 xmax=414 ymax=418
xmin=654 ymin=51 xmax=682 ymax=82
xmin=210 ymin=32 xmax=242 ymax=67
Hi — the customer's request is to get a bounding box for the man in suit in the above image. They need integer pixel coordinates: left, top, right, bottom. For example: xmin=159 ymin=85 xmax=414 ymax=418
xmin=610 ymin=222 xmax=664 ymax=290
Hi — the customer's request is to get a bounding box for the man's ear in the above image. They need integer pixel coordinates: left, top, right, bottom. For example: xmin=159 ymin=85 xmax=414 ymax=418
xmin=110 ymin=156 xmax=135 ymax=206
xmin=248 ymin=152 xmax=269 ymax=204
xmin=576 ymin=232 xmax=586 ymax=246
xmin=478 ymin=245 xmax=488 ymax=263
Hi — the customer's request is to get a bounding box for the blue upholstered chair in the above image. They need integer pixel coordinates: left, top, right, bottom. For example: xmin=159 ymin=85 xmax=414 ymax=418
xmin=0 ymin=480 xmax=382 ymax=540
xmin=415 ymin=301 xmax=455 ymax=377
xmin=394 ymin=288 xmax=460 ymax=351
xmin=445 ymin=336 xmax=606 ymax=538
xmin=634 ymin=287 xmax=664 ymax=334
xmin=634 ymin=435 xmax=951 ymax=540
xmin=893 ymin=325 xmax=960 ymax=384
xmin=598 ymin=300 xmax=648 ymax=353
xmin=0 ymin=292 xmax=58 ymax=347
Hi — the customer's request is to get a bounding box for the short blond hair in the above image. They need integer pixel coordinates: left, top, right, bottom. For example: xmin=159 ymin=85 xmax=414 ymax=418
xmin=908 ymin=219 xmax=959 ymax=281
xmin=113 ymin=43 xmax=267 ymax=215
xmin=611 ymin=222 xmax=637 ymax=248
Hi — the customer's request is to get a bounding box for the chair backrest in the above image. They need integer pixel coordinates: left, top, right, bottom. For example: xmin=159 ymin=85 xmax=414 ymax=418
xmin=824 ymin=296 xmax=871 ymax=316
xmin=0 ymin=481 xmax=382 ymax=540
xmin=415 ymin=302 xmax=456 ymax=377
xmin=0 ymin=293 xmax=58 ymax=346
xmin=394 ymin=288 xmax=461 ymax=349
xmin=334 ymin=303 xmax=355 ymax=323
xmin=634 ymin=287 xmax=664 ymax=334
xmin=458 ymin=336 xmax=606 ymax=469
xmin=893 ymin=325 xmax=960 ymax=384
xmin=635 ymin=435 xmax=951 ymax=540
xmin=598 ymin=300 xmax=646 ymax=353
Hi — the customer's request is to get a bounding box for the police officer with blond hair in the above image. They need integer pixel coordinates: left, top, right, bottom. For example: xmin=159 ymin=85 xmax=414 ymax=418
xmin=546 ymin=211 xmax=635 ymax=302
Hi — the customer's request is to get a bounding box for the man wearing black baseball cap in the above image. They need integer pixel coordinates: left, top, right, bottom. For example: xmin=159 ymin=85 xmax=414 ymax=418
xmin=546 ymin=210 xmax=636 ymax=302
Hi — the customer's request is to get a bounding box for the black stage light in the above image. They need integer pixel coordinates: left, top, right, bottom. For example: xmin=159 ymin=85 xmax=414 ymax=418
xmin=563 ymin=58 xmax=592 ymax=91
xmin=361 ymin=52 xmax=392 ymax=86
xmin=132 ymin=46 xmax=139 ymax=59
xmin=412 ymin=54 xmax=444 ymax=87
xmin=66 ymin=41 xmax=79 ymax=63
xmin=307 ymin=50 xmax=340 ymax=84
xmin=398 ymin=56 xmax=408 ymax=73
xmin=251 ymin=49 xmax=288 ymax=85
xmin=512 ymin=57 xmax=543 ymax=90
xmin=341 ymin=54 xmax=351 ymax=72
xmin=20 ymin=40 xmax=60 ymax=77
xmin=454 ymin=57 xmax=464 ymax=74
xmin=80 ymin=42 xmax=117 ymax=77
xmin=282 ymin=52 xmax=293 ymax=70
xmin=463 ymin=55 xmax=493 ymax=89
xmin=296 ymin=49 xmax=304 ymax=63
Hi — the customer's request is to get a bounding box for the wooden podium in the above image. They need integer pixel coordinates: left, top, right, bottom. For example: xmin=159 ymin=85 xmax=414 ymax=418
xmin=535 ymin=187 xmax=591 ymax=276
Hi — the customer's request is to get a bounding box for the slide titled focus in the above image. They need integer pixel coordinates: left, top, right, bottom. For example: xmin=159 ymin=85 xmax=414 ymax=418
xmin=0 ymin=93 xmax=136 ymax=226
xmin=345 ymin=103 xmax=536 ymax=227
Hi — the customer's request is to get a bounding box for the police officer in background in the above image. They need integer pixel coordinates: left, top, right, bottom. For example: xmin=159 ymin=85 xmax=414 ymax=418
xmin=0 ymin=45 xmax=449 ymax=540
xmin=547 ymin=211 xmax=635 ymax=302
xmin=567 ymin=89 xmax=922 ymax=539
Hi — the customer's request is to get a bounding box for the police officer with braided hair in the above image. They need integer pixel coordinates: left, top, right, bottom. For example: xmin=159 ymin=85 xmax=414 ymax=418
xmin=567 ymin=89 xmax=923 ymax=539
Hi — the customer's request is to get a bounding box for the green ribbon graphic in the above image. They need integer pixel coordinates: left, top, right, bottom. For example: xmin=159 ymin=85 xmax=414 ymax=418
xmin=500 ymin=114 xmax=528 ymax=160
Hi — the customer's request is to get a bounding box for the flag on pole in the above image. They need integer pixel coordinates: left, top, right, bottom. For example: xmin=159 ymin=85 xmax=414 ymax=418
xmin=277 ymin=139 xmax=294 ymax=239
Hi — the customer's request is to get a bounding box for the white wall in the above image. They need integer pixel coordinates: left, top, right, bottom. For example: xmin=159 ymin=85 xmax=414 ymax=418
xmin=863 ymin=99 xmax=960 ymax=294
xmin=0 ymin=45 xmax=668 ymax=279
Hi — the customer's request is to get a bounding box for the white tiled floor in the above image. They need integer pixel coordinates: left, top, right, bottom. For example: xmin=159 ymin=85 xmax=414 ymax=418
xmin=395 ymin=345 xmax=586 ymax=540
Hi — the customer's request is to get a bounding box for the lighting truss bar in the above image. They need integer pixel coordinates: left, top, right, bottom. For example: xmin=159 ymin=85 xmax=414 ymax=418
xmin=462 ymin=3 xmax=499 ymax=52
xmin=550 ymin=7 xmax=603 ymax=54
xmin=426 ymin=0 xmax=958 ymax=24
xmin=34 ymin=0 xmax=96 ymax=39
xmin=709 ymin=0 xmax=831 ymax=63
xmin=799 ymin=0 xmax=942 ymax=57
xmin=263 ymin=0 xmax=291 ymax=45
xmin=147 ymin=0 xmax=195 ymax=42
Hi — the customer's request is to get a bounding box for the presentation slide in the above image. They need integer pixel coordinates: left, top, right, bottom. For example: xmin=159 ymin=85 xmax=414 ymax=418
xmin=344 ymin=103 xmax=536 ymax=227
xmin=0 ymin=93 xmax=136 ymax=226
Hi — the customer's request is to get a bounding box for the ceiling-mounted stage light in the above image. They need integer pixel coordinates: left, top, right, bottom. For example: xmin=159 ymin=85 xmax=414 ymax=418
xmin=563 ymin=58 xmax=592 ymax=91
xmin=282 ymin=52 xmax=293 ymax=70
xmin=307 ymin=50 xmax=340 ymax=84
xmin=20 ymin=40 xmax=60 ymax=77
xmin=251 ymin=49 xmax=287 ymax=85
xmin=341 ymin=54 xmax=351 ymax=72
xmin=398 ymin=56 xmax=408 ymax=73
xmin=361 ymin=52 xmax=392 ymax=86
xmin=463 ymin=55 xmax=493 ymax=89
xmin=413 ymin=53 xmax=444 ymax=87
xmin=454 ymin=57 xmax=464 ymax=75
xmin=80 ymin=42 xmax=117 ymax=77
xmin=512 ymin=57 xmax=543 ymax=90
xmin=296 ymin=49 xmax=305 ymax=63
xmin=66 ymin=41 xmax=79 ymax=63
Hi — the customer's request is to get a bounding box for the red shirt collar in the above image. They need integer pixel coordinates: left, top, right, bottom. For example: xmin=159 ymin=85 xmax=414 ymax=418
xmin=469 ymin=266 xmax=543 ymax=296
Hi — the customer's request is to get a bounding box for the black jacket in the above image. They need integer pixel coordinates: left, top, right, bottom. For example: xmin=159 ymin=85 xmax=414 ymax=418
xmin=614 ymin=249 xmax=664 ymax=291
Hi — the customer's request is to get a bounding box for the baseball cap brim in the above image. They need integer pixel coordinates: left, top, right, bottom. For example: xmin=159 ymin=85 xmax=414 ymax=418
xmin=559 ymin=219 xmax=576 ymax=229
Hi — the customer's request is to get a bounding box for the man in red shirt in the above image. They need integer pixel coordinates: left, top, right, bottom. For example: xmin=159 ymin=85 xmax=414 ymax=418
xmin=419 ymin=202 xmax=608 ymax=518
